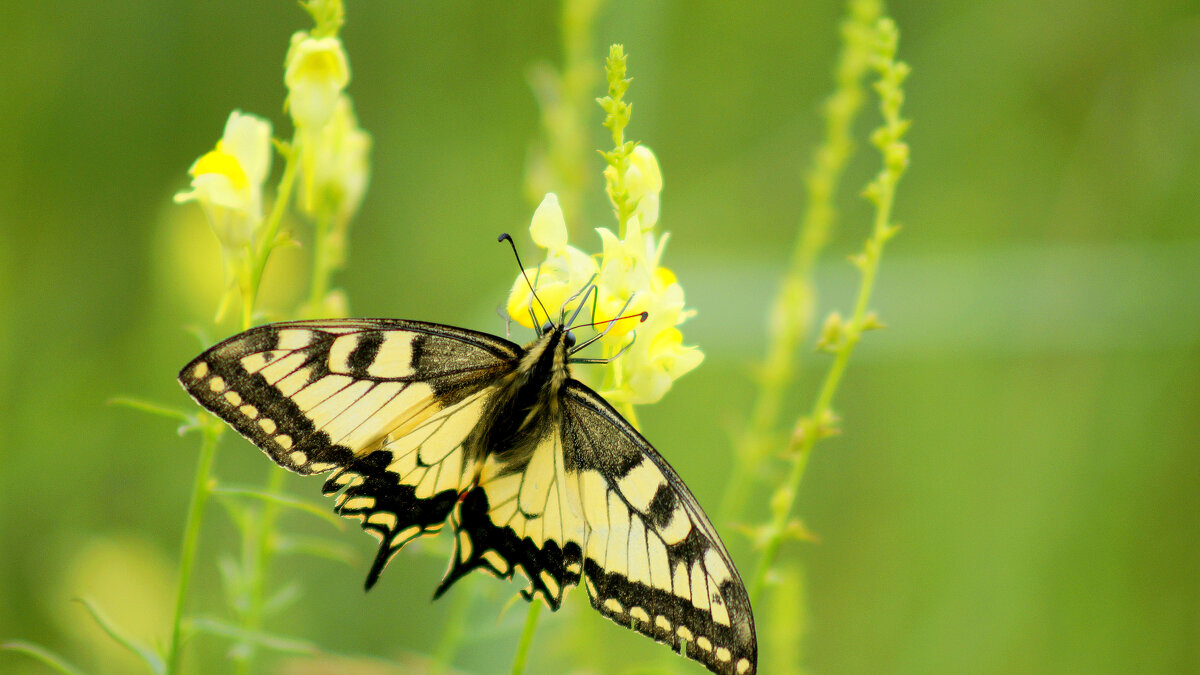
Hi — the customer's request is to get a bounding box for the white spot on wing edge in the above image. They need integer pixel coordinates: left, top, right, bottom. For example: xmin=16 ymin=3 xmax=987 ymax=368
xmin=191 ymin=361 xmax=209 ymax=379
xmin=342 ymin=496 xmax=375 ymax=511
xmin=736 ymin=657 xmax=752 ymax=674
xmin=630 ymin=606 xmax=650 ymax=625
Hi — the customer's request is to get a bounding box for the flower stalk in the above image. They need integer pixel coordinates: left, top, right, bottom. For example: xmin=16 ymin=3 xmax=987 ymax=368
xmin=166 ymin=1 xmax=370 ymax=672
xmin=721 ymin=0 xmax=880 ymax=523
xmin=749 ymin=11 xmax=910 ymax=603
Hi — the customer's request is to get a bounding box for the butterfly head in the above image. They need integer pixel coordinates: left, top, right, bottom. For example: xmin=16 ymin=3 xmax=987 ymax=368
xmin=539 ymin=320 xmax=577 ymax=349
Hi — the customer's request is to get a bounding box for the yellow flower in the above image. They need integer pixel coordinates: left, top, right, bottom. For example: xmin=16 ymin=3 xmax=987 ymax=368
xmin=285 ymin=32 xmax=350 ymax=131
xmin=174 ymin=111 xmax=273 ymax=253
xmin=603 ymin=145 xmax=663 ymax=228
xmin=305 ymin=95 xmax=371 ymax=223
xmin=603 ymin=268 xmax=703 ymax=405
xmin=505 ymin=192 xmax=703 ymax=405
xmin=506 ymin=194 xmax=598 ymax=328
xmin=626 ymin=145 xmax=662 ymax=228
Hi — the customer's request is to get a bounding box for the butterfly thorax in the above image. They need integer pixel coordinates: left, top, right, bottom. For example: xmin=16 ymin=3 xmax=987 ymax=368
xmin=468 ymin=325 xmax=571 ymax=472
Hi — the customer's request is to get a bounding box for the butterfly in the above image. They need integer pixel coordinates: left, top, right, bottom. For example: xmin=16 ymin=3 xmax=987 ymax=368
xmin=178 ymin=245 xmax=757 ymax=675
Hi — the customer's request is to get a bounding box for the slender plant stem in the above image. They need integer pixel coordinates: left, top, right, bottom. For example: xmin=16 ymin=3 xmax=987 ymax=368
xmin=235 ymin=136 xmax=320 ymax=673
xmin=307 ymin=214 xmax=334 ymax=312
xmin=511 ymin=601 xmax=543 ymax=675
xmin=233 ymin=468 xmax=286 ymax=675
xmin=167 ymin=419 xmax=222 ymax=675
xmin=720 ymin=0 xmax=879 ymax=524
xmin=247 ymin=141 xmax=302 ymax=316
xmin=749 ymin=183 xmax=893 ymax=602
xmin=431 ymin=577 xmax=475 ymax=674
xmin=748 ymin=13 xmax=909 ymax=602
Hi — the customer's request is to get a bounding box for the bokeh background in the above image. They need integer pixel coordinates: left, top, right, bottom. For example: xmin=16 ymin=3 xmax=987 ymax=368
xmin=2 ymin=1 xmax=1198 ymax=673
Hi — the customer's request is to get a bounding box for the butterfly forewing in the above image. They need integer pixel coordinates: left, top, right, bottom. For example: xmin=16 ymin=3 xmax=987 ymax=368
xmin=178 ymin=319 xmax=522 ymax=582
xmin=179 ymin=318 xmax=757 ymax=675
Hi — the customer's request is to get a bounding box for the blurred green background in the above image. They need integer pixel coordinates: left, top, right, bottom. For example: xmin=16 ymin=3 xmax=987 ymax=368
xmin=2 ymin=1 xmax=1198 ymax=673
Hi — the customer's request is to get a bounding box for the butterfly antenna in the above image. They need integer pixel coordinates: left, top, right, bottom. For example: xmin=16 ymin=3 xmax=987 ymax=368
xmin=498 ymin=233 xmax=550 ymax=326
xmin=569 ymin=294 xmax=647 ymax=355
xmin=569 ymin=329 xmax=642 ymax=364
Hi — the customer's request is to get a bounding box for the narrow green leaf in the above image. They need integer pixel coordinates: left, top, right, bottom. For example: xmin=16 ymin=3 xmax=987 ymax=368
xmin=274 ymin=534 xmax=357 ymax=566
xmin=262 ymin=582 xmax=303 ymax=616
xmin=1 ymin=641 xmax=90 ymax=675
xmin=211 ymin=485 xmax=344 ymax=529
xmin=75 ymin=597 xmax=165 ymax=674
xmin=109 ymin=397 xmax=194 ymax=423
xmin=185 ymin=617 xmax=320 ymax=656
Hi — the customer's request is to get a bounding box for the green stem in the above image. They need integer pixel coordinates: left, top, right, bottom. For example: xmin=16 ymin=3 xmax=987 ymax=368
xmin=246 ymin=141 xmax=302 ymax=318
xmin=748 ymin=13 xmax=908 ymax=602
xmin=431 ymin=577 xmax=475 ymax=674
xmin=306 ymin=214 xmax=334 ymax=314
xmin=720 ymin=0 xmax=878 ymax=524
xmin=166 ymin=419 xmax=222 ymax=675
xmin=510 ymin=601 xmax=543 ymax=675
xmin=749 ymin=184 xmax=893 ymax=602
xmin=232 ymin=468 xmax=286 ymax=675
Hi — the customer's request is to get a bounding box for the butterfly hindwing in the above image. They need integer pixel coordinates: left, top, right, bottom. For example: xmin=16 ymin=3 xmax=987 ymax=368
xmin=562 ymin=382 xmax=757 ymax=675
xmin=433 ymin=378 xmax=757 ymax=675
xmin=437 ymin=418 xmax=587 ymax=608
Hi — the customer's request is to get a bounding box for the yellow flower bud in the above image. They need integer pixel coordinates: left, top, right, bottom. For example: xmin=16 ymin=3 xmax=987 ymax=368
xmin=506 ymin=197 xmax=598 ymax=328
xmin=285 ymin=33 xmax=350 ymax=131
xmin=529 ymin=193 xmax=568 ymax=251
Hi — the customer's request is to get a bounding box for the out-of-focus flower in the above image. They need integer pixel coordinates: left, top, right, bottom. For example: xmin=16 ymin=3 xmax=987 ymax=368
xmin=285 ymin=33 xmax=350 ymax=131
xmin=174 ymin=111 xmax=273 ymax=256
xmin=604 ymin=144 xmax=662 ymax=228
xmin=305 ymin=95 xmax=371 ymax=224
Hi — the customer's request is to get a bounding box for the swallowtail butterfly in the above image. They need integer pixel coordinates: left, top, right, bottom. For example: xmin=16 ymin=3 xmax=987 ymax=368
xmin=178 ymin=255 xmax=757 ymax=674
